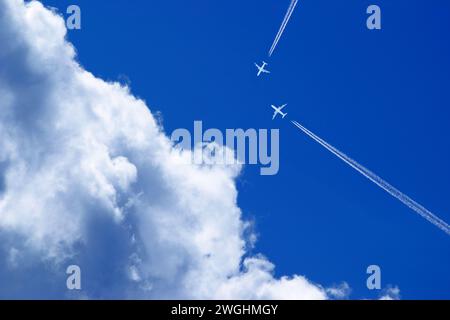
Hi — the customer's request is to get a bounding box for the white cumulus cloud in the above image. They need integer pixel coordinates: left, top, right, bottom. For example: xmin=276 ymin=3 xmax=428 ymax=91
xmin=0 ymin=0 xmax=346 ymax=299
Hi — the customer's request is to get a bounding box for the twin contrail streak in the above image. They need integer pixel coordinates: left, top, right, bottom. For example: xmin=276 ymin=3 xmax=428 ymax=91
xmin=269 ymin=0 xmax=299 ymax=57
xmin=291 ymin=120 xmax=450 ymax=236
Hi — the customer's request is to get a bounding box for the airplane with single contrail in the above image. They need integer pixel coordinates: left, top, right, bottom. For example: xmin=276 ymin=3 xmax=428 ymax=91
xmin=271 ymin=104 xmax=288 ymax=119
xmin=269 ymin=0 xmax=299 ymax=57
xmin=291 ymin=120 xmax=450 ymax=236
xmin=255 ymin=61 xmax=270 ymax=76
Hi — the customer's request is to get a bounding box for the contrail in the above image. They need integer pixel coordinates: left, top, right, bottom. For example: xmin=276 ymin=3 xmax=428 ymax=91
xmin=269 ymin=0 xmax=299 ymax=57
xmin=291 ymin=120 xmax=450 ymax=236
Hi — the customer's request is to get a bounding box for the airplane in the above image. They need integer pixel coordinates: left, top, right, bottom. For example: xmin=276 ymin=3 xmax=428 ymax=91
xmin=255 ymin=61 xmax=270 ymax=76
xmin=271 ymin=104 xmax=288 ymax=120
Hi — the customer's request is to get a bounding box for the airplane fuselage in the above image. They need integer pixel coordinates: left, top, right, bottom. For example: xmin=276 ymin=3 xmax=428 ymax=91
xmin=271 ymin=104 xmax=288 ymax=119
xmin=255 ymin=61 xmax=270 ymax=76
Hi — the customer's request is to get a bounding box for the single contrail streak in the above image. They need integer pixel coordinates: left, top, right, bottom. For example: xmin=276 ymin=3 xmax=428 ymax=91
xmin=269 ymin=0 xmax=299 ymax=57
xmin=291 ymin=120 xmax=450 ymax=236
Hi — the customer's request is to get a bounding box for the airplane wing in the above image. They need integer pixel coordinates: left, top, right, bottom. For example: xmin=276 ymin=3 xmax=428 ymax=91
xmin=271 ymin=105 xmax=278 ymax=111
xmin=279 ymin=104 xmax=287 ymax=110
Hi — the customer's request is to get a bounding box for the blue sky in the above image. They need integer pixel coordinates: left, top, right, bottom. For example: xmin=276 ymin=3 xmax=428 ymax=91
xmin=38 ymin=0 xmax=450 ymax=299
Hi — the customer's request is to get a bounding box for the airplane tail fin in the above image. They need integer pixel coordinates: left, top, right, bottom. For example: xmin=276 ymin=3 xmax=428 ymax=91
xmin=282 ymin=113 xmax=287 ymax=119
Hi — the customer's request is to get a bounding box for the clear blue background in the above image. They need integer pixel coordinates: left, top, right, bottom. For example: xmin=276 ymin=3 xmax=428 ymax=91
xmin=43 ymin=0 xmax=450 ymax=299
